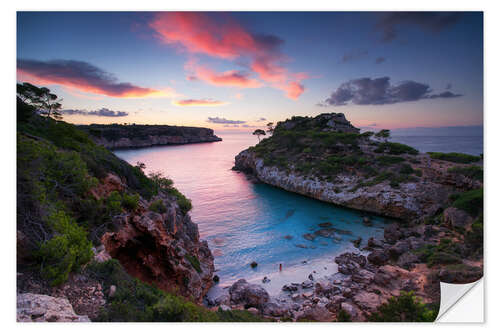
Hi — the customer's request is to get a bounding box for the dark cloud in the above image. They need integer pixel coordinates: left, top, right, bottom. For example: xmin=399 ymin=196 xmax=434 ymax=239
xmin=17 ymin=59 xmax=161 ymax=97
xmin=428 ymin=91 xmax=463 ymax=99
xmin=376 ymin=12 xmax=464 ymax=42
xmin=320 ymin=76 xmax=463 ymax=106
xmin=207 ymin=117 xmax=246 ymax=124
xmin=257 ymin=117 xmax=267 ymax=121
xmin=340 ymin=50 xmax=369 ymax=63
xmin=60 ymin=108 xmax=129 ymax=117
xmin=375 ymin=57 xmax=386 ymax=64
xmin=446 ymin=83 xmax=452 ymax=90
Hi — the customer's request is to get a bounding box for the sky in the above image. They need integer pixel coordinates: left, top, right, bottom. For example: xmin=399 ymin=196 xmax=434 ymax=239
xmin=16 ymin=11 xmax=483 ymax=132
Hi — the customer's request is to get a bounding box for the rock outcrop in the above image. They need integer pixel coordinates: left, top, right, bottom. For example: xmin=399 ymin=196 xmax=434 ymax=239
xmin=101 ymin=191 xmax=214 ymax=303
xmin=79 ymin=124 xmax=221 ymax=149
xmin=17 ymin=293 xmax=90 ymax=322
xmin=233 ymin=113 xmax=481 ymax=221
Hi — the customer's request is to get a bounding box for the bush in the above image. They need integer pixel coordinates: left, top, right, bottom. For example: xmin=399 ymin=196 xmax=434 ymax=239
xmin=428 ymin=152 xmax=480 ymax=164
xmin=38 ymin=210 xmax=93 ymax=285
xmin=185 ymin=254 xmax=202 ymax=273
xmin=369 ymin=291 xmax=437 ymax=322
xmin=376 ymin=155 xmax=405 ymax=165
xmin=400 ymin=163 xmax=414 ymax=175
xmin=337 ymin=309 xmax=352 ymax=322
xmin=122 ymin=193 xmax=140 ymax=210
xmin=448 ymin=165 xmax=483 ymax=181
xmin=374 ymin=142 xmax=418 ymax=155
xmin=167 ymin=187 xmax=192 ymax=215
xmin=466 ymin=214 xmax=483 ymax=253
xmin=451 ymin=188 xmax=483 ymax=217
xmin=85 ymin=260 xmax=265 ymax=322
xmin=149 ymin=199 xmax=167 ymax=214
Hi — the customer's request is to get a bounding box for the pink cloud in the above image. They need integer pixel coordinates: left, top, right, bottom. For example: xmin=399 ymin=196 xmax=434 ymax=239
xmin=172 ymin=98 xmax=228 ymax=107
xmin=149 ymin=12 xmax=307 ymax=99
xmin=190 ymin=65 xmax=262 ymax=88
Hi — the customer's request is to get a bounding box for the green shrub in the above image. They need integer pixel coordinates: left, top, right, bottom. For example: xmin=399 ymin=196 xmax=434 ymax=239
xmin=337 ymin=309 xmax=352 ymax=322
xmin=85 ymin=260 xmax=265 ymax=322
xmin=149 ymin=199 xmax=167 ymax=214
xmin=451 ymin=188 xmax=483 ymax=217
xmin=167 ymin=187 xmax=192 ymax=215
xmin=376 ymin=155 xmax=405 ymax=165
xmin=38 ymin=210 xmax=93 ymax=285
xmin=448 ymin=166 xmax=483 ymax=181
xmin=428 ymin=152 xmax=480 ymax=164
xmin=302 ymin=147 xmax=312 ymax=153
xmin=185 ymin=254 xmax=202 ymax=273
xmin=369 ymin=291 xmax=437 ymax=322
xmin=374 ymin=142 xmax=418 ymax=155
xmin=400 ymin=163 xmax=414 ymax=175
xmin=413 ymin=238 xmax=463 ymax=267
xmin=122 ymin=193 xmax=140 ymax=210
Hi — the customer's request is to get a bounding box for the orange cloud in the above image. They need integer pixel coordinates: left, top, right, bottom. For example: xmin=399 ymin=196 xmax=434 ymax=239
xmin=150 ymin=12 xmax=307 ymax=99
xmin=189 ymin=65 xmax=262 ymax=88
xmin=172 ymin=99 xmax=228 ymax=107
xmin=17 ymin=59 xmax=177 ymax=98
xmin=284 ymin=81 xmax=305 ymax=100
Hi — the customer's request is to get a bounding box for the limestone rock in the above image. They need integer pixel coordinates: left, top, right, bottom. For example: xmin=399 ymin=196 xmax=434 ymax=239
xmin=17 ymin=293 xmax=90 ymax=322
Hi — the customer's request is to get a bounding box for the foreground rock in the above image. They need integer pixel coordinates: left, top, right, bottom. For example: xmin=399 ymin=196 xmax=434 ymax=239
xmin=17 ymin=293 xmax=90 ymax=322
xmin=229 ymin=279 xmax=270 ymax=309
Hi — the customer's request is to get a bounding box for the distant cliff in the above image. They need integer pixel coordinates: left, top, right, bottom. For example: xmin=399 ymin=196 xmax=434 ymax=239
xmin=78 ymin=124 xmax=222 ymax=149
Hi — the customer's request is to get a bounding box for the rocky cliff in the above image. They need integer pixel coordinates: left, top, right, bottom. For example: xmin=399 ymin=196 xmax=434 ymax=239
xmin=99 ymin=176 xmax=214 ymax=302
xmin=79 ymin=124 xmax=222 ymax=149
xmin=234 ymin=113 xmax=482 ymax=221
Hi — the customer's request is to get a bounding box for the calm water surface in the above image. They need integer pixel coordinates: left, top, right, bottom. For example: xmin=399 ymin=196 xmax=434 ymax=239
xmin=114 ymin=133 xmax=482 ymax=294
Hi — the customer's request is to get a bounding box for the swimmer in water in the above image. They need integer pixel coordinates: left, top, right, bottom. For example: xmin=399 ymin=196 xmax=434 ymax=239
xmin=279 ymin=263 xmax=283 ymax=271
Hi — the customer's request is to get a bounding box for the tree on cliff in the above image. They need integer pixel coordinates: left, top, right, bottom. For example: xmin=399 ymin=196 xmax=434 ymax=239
xmin=266 ymin=122 xmax=274 ymax=135
xmin=253 ymin=129 xmax=266 ymax=142
xmin=375 ymin=129 xmax=391 ymax=142
xmin=17 ymin=82 xmax=63 ymax=120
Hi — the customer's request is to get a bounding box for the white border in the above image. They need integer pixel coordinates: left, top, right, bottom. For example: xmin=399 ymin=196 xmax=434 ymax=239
xmin=3 ymin=1 xmax=498 ymax=332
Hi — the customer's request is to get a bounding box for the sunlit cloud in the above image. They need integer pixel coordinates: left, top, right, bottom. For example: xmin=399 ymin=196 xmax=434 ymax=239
xmin=149 ymin=12 xmax=308 ymax=99
xmin=17 ymin=59 xmax=178 ymax=98
xmin=173 ymin=99 xmax=228 ymax=107
xmin=188 ymin=65 xmax=262 ymax=88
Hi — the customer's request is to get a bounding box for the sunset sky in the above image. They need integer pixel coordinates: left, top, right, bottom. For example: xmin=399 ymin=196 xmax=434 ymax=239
xmin=17 ymin=12 xmax=483 ymax=131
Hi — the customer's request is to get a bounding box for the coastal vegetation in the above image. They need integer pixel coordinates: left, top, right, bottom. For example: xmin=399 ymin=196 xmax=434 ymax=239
xmin=368 ymin=292 xmax=437 ymax=322
xmin=17 ymin=83 xmax=259 ymax=322
xmin=428 ymin=152 xmax=481 ymax=164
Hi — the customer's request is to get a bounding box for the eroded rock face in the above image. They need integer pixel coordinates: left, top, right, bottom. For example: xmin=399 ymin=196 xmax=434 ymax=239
xmin=101 ymin=193 xmax=214 ymax=303
xmin=17 ymin=293 xmax=90 ymax=322
xmin=234 ymin=149 xmax=458 ymax=221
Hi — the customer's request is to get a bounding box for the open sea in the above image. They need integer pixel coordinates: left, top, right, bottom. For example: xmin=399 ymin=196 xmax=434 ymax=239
xmin=114 ymin=132 xmax=483 ymax=294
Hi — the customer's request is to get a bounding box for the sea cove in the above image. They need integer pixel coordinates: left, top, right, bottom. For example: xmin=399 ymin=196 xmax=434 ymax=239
xmin=115 ymin=133 xmax=392 ymax=294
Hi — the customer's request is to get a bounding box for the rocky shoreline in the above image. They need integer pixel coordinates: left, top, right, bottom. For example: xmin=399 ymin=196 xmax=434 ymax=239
xmin=79 ymin=124 xmax=222 ymax=149
xmin=204 ymin=219 xmax=482 ymax=321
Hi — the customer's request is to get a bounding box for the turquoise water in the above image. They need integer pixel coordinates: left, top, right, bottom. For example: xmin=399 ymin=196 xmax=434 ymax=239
xmin=114 ymin=133 xmax=390 ymax=293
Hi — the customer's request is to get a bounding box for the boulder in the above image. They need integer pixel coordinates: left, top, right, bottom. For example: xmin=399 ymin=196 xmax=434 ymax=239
xmin=229 ymin=279 xmax=270 ymax=308
xmin=353 ymin=291 xmax=381 ymax=311
xmin=443 ymin=207 xmax=474 ymax=230
xmin=352 ymin=269 xmax=375 ymax=284
xmin=296 ymin=305 xmax=333 ymax=322
xmin=397 ymin=252 xmax=419 ymax=270
xmin=367 ymin=249 xmax=389 ymax=266
xmin=282 ymin=284 xmax=298 ymax=292
xmin=388 ymin=240 xmax=410 ymax=258
xmin=367 ymin=237 xmax=384 ymax=248
xmin=17 ymin=293 xmax=90 ymax=322
xmin=334 ymin=252 xmax=367 ymax=275
xmin=384 ymin=224 xmax=402 ymax=244
xmin=262 ymin=302 xmax=287 ymax=317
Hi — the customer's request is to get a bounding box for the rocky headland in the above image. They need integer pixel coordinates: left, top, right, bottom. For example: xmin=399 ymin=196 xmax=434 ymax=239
xmin=225 ymin=112 xmax=483 ymax=321
xmin=78 ymin=123 xmax=222 ymax=149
